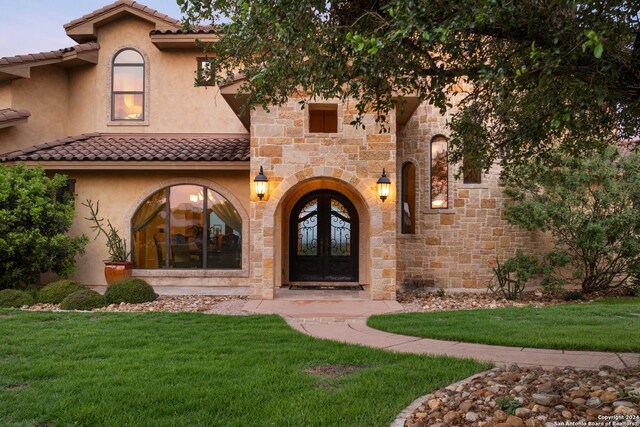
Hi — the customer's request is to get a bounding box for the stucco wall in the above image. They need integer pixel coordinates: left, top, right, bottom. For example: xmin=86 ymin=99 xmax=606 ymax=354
xmin=0 ymin=66 xmax=70 ymax=154
xmin=64 ymin=170 xmax=250 ymax=295
xmin=396 ymin=103 xmax=548 ymax=290
xmin=0 ymin=15 xmax=247 ymax=156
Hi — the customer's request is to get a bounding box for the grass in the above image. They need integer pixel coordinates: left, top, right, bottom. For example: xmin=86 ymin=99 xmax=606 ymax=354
xmin=368 ymin=297 xmax=640 ymax=353
xmin=0 ymin=310 xmax=488 ymax=427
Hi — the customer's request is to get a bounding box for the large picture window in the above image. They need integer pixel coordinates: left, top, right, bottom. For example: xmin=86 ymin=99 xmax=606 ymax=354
xmin=112 ymin=49 xmax=144 ymax=121
xmin=430 ymin=136 xmax=449 ymax=209
xmin=132 ymin=185 xmax=242 ymax=269
xmin=401 ymin=162 xmax=416 ymax=234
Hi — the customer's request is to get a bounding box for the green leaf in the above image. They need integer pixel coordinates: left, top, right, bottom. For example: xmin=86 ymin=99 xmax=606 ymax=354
xmin=594 ymin=42 xmax=603 ymax=59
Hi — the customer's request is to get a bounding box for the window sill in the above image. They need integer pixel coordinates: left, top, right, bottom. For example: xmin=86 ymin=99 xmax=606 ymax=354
xmin=423 ymin=208 xmax=455 ymax=214
xmin=458 ymin=183 xmax=489 ymax=189
xmin=133 ymin=269 xmax=248 ymax=278
xmin=108 ymin=119 xmax=149 ymax=127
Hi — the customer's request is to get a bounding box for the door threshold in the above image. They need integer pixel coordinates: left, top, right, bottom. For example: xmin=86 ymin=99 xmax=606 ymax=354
xmin=288 ymin=282 xmax=363 ymax=290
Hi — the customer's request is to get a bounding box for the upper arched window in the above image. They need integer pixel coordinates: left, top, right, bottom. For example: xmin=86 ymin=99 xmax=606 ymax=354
xmin=132 ymin=185 xmax=242 ymax=269
xmin=430 ymin=136 xmax=449 ymax=209
xmin=401 ymin=162 xmax=416 ymax=234
xmin=112 ymin=49 xmax=144 ymax=121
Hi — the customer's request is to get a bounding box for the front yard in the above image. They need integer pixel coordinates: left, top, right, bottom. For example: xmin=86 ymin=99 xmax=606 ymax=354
xmin=0 ymin=310 xmax=487 ymax=426
xmin=368 ymin=297 xmax=640 ymax=352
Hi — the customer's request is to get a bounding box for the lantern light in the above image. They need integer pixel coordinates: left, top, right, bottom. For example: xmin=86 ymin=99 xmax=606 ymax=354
xmin=254 ymin=166 xmax=268 ymax=200
xmin=377 ymin=168 xmax=391 ymax=202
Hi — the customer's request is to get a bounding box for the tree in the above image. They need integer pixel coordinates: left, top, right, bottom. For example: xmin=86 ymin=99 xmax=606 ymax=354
xmin=502 ymin=147 xmax=640 ymax=294
xmin=0 ymin=164 xmax=88 ymax=289
xmin=179 ymin=0 xmax=640 ymax=173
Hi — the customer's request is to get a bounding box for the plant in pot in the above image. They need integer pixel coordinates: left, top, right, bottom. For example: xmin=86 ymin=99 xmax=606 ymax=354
xmin=83 ymin=199 xmax=132 ymax=285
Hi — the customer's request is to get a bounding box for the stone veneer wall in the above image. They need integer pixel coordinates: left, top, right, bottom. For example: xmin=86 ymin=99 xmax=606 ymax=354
xmin=249 ymin=98 xmax=397 ymax=300
xmin=397 ymin=103 xmax=548 ymax=290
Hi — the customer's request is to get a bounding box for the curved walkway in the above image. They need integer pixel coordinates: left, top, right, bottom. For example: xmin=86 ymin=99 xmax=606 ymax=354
xmin=243 ymin=299 xmax=640 ymax=370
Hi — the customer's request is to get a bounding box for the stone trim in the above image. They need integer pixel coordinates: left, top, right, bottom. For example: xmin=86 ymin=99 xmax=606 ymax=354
xmin=260 ymin=167 xmax=384 ymax=299
xmin=106 ymin=45 xmax=150 ymax=127
xmin=123 ymin=176 xmax=250 ymax=278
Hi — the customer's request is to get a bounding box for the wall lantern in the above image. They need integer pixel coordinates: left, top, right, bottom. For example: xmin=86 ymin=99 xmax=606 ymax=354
xmin=377 ymin=168 xmax=391 ymax=202
xmin=254 ymin=166 xmax=268 ymax=200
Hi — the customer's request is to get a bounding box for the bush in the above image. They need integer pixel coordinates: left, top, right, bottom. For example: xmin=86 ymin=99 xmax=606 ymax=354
xmin=563 ymin=290 xmax=584 ymax=301
xmin=503 ymin=148 xmax=640 ymax=294
xmin=60 ymin=290 xmax=106 ymax=310
xmin=38 ymin=280 xmax=86 ymax=304
xmin=105 ymin=279 xmax=156 ymax=304
xmin=0 ymin=164 xmax=88 ymax=289
xmin=488 ymin=250 xmax=541 ymax=300
xmin=0 ymin=289 xmax=35 ymax=308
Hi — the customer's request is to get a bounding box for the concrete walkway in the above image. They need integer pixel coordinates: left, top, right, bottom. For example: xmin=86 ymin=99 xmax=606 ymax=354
xmin=243 ymin=299 xmax=640 ymax=370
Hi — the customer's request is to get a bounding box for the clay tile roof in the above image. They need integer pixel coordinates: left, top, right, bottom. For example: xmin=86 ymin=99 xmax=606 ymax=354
xmin=0 ymin=108 xmax=31 ymax=123
xmin=0 ymin=42 xmax=100 ymax=67
xmin=150 ymin=25 xmax=218 ymax=35
xmin=64 ymin=0 xmax=180 ymax=30
xmin=0 ymin=134 xmax=250 ymax=162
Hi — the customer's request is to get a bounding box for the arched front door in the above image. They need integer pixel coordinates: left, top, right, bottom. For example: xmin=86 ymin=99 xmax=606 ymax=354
xmin=289 ymin=190 xmax=359 ymax=282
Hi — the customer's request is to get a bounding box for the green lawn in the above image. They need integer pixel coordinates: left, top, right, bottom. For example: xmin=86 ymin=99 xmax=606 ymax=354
xmin=368 ymin=297 xmax=640 ymax=353
xmin=0 ymin=310 xmax=487 ymax=427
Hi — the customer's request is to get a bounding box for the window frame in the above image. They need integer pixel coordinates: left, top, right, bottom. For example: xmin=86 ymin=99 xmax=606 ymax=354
xmin=430 ymin=136 xmax=449 ymax=210
xmin=111 ymin=48 xmax=145 ymax=122
xmin=307 ymin=104 xmax=339 ymax=134
xmin=401 ymin=162 xmax=416 ymax=234
xmin=196 ymin=57 xmax=214 ymax=87
xmin=131 ymin=184 xmax=243 ymax=271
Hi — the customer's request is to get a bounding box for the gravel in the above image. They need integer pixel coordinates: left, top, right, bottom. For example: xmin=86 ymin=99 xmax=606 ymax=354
xmin=404 ymin=364 xmax=640 ymax=427
xmin=398 ymin=290 xmax=589 ymax=312
xmin=25 ymin=295 xmax=250 ymax=314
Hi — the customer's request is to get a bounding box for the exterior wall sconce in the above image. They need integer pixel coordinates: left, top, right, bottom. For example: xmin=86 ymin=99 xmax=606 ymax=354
xmin=377 ymin=168 xmax=391 ymax=202
xmin=254 ymin=166 xmax=268 ymax=200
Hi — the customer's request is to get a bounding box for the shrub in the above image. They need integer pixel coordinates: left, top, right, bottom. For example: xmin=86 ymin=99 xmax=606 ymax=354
xmin=488 ymin=250 xmax=541 ymax=300
xmin=0 ymin=164 xmax=88 ymax=289
xmin=563 ymin=290 xmax=584 ymax=301
xmin=105 ymin=279 xmax=156 ymax=304
xmin=436 ymin=288 xmax=445 ymax=298
xmin=38 ymin=280 xmax=86 ymax=304
xmin=60 ymin=290 xmax=106 ymax=310
xmin=0 ymin=289 xmax=35 ymax=308
xmin=503 ymin=148 xmax=640 ymax=294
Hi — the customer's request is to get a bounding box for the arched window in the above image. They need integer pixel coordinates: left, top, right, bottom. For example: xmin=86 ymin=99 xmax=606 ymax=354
xmin=401 ymin=162 xmax=416 ymax=234
xmin=132 ymin=185 xmax=242 ymax=269
xmin=112 ymin=49 xmax=144 ymax=121
xmin=430 ymin=136 xmax=448 ymax=209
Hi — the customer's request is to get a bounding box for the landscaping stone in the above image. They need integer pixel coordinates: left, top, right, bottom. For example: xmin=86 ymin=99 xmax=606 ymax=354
xmin=403 ymin=365 xmax=640 ymax=427
xmin=25 ymin=295 xmax=248 ymax=314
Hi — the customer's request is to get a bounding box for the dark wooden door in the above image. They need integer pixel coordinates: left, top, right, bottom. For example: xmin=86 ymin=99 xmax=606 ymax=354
xmin=289 ymin=190 xmax=358 ymax=282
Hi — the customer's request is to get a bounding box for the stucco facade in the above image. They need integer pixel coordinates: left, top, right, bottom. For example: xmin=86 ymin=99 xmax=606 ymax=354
xmin=0 ymin=1 xmax=546 ymax=299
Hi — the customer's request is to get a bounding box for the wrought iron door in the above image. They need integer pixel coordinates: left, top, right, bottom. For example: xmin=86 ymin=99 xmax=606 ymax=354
xmin=289 ymin=190 xmax=359 ymax=282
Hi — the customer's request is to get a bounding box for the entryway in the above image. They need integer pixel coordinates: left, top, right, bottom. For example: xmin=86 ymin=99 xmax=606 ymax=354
xmin=288 ymin=190 xmax=359 ymax=284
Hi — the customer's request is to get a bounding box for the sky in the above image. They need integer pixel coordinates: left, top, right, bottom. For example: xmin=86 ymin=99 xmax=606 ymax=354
xmin=0 ymin=0 xmax=185 ymax=57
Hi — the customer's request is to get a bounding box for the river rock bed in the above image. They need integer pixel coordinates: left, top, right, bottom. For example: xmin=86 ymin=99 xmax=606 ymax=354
xmin=398 ymin=290 xmax=571 ymax=312
xmin=404 ymin=365 xmax=640 ymax=427
xmin=25 ymin=295 xmax=249 ymax=314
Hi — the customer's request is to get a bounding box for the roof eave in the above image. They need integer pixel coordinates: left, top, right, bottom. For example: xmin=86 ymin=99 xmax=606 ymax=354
xmin=150 ymin=33 xmax=218 ymax=49
xmin=65 ymin=7 xmax=180 ymax=43
xmin=0 ymin=117 xmax=29 ymax=129
xmin=0 ymin=49 xmax=99 ymax=82
xmin=3 ymin=160 xmax=251 ymax=171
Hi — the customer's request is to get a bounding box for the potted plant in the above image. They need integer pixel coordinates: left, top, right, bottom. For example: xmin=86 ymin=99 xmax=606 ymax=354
xmin=83 ymin=199 xmax=133 ymax=285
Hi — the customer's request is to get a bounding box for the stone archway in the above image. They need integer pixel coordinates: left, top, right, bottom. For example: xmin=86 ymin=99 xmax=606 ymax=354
xmin=251 ymin=165 xmax=394 ymax=299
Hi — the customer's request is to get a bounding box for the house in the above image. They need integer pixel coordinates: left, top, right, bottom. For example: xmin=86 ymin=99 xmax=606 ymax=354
xmin=0 ymin=0 xmax=545 ymax=299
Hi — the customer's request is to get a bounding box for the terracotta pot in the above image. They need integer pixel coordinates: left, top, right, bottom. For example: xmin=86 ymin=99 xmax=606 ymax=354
xmin=104 ymin=261 xmax=133 ymax=285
